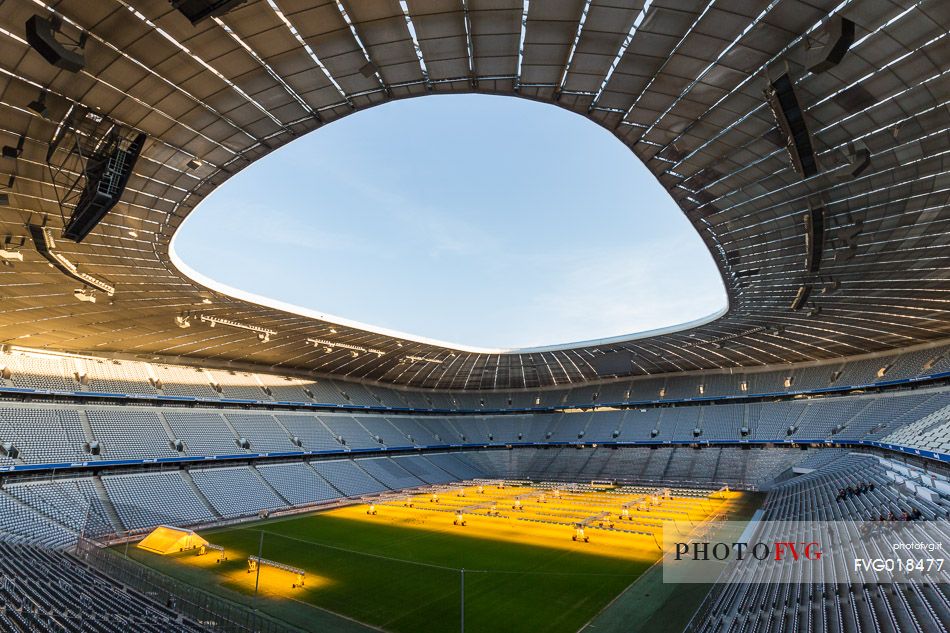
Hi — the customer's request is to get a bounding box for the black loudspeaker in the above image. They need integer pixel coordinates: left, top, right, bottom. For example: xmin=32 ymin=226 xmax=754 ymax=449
xmin=2 ymin=135 xmax=25 ymax=159
xmin=25 ymin=15 xmax=85 ymax=73
xmin=843 ymin=141 xmax=871 ymax=178
xmin=790 ymin=285 xmax=812 ymax=311
xmin=806 ymin=17 xmax=855 ymax=74
xmin=171 ymin=0 xmax=248 ymax=25
xmin=766 ymin=68 xmax=818 ymax=178
xmin=804 ymin=199 xmax=825 ymax=273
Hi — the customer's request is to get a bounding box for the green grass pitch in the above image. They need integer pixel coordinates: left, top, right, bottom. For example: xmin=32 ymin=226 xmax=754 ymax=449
xmin=126 ymin=489 xmax=760 ymax=633
xmin=130 ymin=511 xmax=653 ymax=633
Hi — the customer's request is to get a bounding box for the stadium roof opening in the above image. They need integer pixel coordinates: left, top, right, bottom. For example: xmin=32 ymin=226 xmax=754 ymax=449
xmin=172 ymin=95 xmax=727 ymax=352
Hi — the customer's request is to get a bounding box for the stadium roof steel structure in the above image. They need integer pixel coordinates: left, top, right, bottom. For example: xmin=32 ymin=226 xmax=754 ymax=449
xmin=0 ymin=0 xmax=948 ymax=390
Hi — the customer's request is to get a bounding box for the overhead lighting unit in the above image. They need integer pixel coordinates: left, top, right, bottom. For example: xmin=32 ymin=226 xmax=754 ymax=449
xmin=821 ymin=279 xmax=841 ymax=295
xmin=0 ymin=236 xmax=23 ymax=264
xmin=73 ymin=288 xmax=96 ymax=303
xmin=2 ymin=135 xmax=24 ymax=159
xmin=841 ymin=140 xmax=871 ymax=179
xmin=403 ymin=355 xmax=444 ymax=365
xmin=0 ymin=248 xmax=22 ymax=263
xmin=29 ymin=225 xmax=115 ymax=295
xmin=28 ymin=91 xmax=50 ymax=118
xmin=198 ymin=314 xmax=276 ymax=340
xmin=306 ymin=338 xmax=384 ymax=356
xmin=764 ymin=324 xmax=785 ymax=335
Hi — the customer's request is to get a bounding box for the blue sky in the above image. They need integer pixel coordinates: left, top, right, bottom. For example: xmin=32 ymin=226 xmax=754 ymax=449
xmin=173 ymin=94 xmax=726 ymax=350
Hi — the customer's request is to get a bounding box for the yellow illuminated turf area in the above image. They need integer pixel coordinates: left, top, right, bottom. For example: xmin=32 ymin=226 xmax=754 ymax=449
xmin=131 ymin=483 xmax=745 ymax=633
xmin=137 ymin=524 xmax=208 ymax=555
xmin=337 ymin=484 xmax=740 ymax=562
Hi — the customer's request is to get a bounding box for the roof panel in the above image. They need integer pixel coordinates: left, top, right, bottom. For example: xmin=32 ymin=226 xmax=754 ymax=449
xmin=0 ymin=0 xmax=946 ymax=389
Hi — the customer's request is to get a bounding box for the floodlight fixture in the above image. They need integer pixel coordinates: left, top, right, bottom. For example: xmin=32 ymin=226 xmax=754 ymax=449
xmin=0 ymin=248 xmax=23 ymax=262
xmin=2 ymin=135 xmax=24 ymax=159
xmin=73 ymin=288 xmax=96 ymax=303
xmin=28 ymin=91 xmax=49 ymax=118
xmin=404 ymin=355 xmax=443 ymax=365
xmin=29 ymin=226 xmax=115 ymax=295
xmin=198 ymin=314 xmax=276 ymax=339
xmin=307 ymin=338 xmax=384 ymax=356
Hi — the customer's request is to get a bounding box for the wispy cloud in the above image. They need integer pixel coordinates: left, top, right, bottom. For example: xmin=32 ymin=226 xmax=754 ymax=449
xmin=204 ymin=199 xmax=358 ymax=254
xmin=176 ymin=94 xmax=729 ymax=350
xmin=321 ymin=162 xmax=503 ymax=258
xmin=518 ymin=237 xmax=727 ymax=347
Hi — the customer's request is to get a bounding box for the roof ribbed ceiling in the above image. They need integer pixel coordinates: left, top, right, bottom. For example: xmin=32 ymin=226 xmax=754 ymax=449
xmin=0 ymin=0 xmax=948 ymax=389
